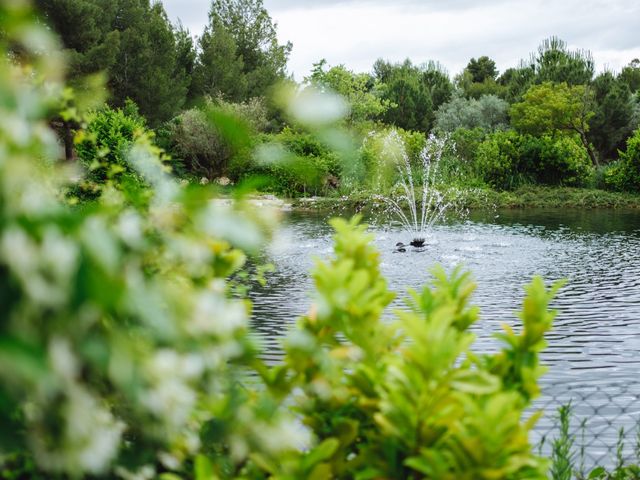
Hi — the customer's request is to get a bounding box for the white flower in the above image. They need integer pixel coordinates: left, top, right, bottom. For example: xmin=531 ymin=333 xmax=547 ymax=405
xmin=115 ymin=465 xmax=156 ymax=480
xmin=29 ymin=385 xmax=125 ymax=475
xmin=190 ymin=293 xmax=247 ymax=337
xmin=116 ymin=211 xmax=143 ymax=248
xmin=253 ymin=418 xmax=312 ymax=454
xmin=49 ymin=337 xmax=78 ymax=381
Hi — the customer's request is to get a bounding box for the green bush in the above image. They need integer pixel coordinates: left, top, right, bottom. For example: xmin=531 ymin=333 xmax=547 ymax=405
xmin=166 ymin=108 xmax=233 ymax=179
xmin=476 ymin=130 xmax=525 ymax=189
xmin=520 ymin=135 xmax=594 ymax=187
xmin=604 ymin=128 xmax=640 ymax=191
xmin=476 ymin=131 xmax=594 ymax=190
xmin=235 ymin=127 xmax=342 ymax=197
xmin=74 ymin=102 xmax=150 ymax=198
xmin=161 ymin=97 xmax=268 ymax=181
xmin=451 ymin=126 xmax=487 ymax=164
xmin=262 ymin=216 xmax=560 ymax=479
xmin=1 ymin=9 xmax=293 ymax=477
xmin=435 ymin=127 xmax=488 ymax=187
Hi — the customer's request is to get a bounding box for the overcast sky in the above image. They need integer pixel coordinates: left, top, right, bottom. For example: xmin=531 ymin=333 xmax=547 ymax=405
xmin=163 ymin=0 xmax=640 ymax=81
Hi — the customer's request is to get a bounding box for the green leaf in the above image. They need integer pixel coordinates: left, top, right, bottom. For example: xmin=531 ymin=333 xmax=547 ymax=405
xmin=302 ymin=438 xmax=340 ymax=470
xmin=451 ymin=369 xmax=501 ymax=395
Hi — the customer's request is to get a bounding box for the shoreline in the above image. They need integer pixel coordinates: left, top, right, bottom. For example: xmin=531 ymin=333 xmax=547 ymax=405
xmin=285 ymin=186 xmax=640 ymax=212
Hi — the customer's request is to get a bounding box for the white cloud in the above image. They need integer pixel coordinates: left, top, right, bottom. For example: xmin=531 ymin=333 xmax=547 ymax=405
xmin=162 ymin=0 xmax=640 ymax=80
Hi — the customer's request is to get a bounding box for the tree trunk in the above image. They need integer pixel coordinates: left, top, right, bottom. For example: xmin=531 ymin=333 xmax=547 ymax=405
xmin=572 ymin=126 xmax=599 ymax=168
xmin=579 ymin=131 xmax=599 ymax=168
xmin=62 ymin=120 xmax=76 ymax=161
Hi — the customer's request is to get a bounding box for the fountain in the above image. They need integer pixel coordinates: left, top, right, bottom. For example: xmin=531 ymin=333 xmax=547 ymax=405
xmin=380 ymin=131 xmax=454 ymax=250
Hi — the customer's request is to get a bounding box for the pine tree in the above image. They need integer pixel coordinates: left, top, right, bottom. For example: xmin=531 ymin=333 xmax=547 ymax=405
xmin=192 ymin=0 xmax=291 ymax=101
xmin=36 ymin=0 xmax=193 ymax=125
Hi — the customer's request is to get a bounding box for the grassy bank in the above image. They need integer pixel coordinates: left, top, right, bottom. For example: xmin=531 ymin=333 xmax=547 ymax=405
xmin=289 ymin=186 xmax=640 ymax=212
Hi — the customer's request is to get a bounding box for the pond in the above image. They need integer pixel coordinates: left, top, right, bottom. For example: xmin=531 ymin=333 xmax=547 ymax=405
xmin=249 ymin=208 xmax=640 ymax=468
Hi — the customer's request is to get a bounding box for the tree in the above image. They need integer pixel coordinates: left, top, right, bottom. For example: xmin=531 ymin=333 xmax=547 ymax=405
xmin=529 ymin=36 xmax=594 ymax=86
xmin=466 ymin=56 xmax=498 ymax=83
xmin=174 ymin=23 xmax=197 ymax=90
xmin=510 ymin=81 xmax=598 ymax=165
xmin=192 ymin=18 xmax=248 ymax=102
xmin=455 ymin=56 xmax=503 ymax=99
xmin=619 ymin=59 xmax=640 ymax=94
xmin=35 ymin=0 xmax=193 ymax=125
xmin=110 ymin=2 xmax=191 ymax=125
xmin=435 ymin=93 xmax=509 ymax=132
xmin=308 ymin=60 xmax=389 ymax=124
xmin=498 ymin=64 xmax=535 ymax=103
xmin=373 ymin=59 xmax=452 ymax=132
xmin=588 ymin=71 xmax=635 ymax=162
xmin=192 ymin=0 xmax=292 ymax=101
xmin=35 ymin=0 xmax=121 ymax=76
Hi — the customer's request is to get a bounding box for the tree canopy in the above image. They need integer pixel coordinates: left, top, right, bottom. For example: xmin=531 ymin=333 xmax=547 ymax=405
xmin=191 ymin=0 xmax=292 ymax=101
xmin=510 ymin=81 xmax=598 ymax=165
xmin=36 ymin=0 xmax=191 ymax=125
xmin=307 ymin=60 xmax=389 ymax=124
xmin=373 ymin=59 xmax=452 ymax=132
xmin=529 ymin=36 xmax=595 ymax=86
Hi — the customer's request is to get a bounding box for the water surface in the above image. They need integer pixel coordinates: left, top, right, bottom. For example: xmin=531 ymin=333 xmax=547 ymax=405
xmin=249 ymin=208 xmax=640 ymax=467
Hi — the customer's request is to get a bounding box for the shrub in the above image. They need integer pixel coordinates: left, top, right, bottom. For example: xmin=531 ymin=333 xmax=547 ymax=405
xmin=1 ymin=9 xmax=295 ymax=477
xmin=436 ymin=127 xmax=488 ymax=187
xmin=476 ymin=131 xmax=594 ymax=190
xmin=435 ymin=93 xmax=509 ymax=132
xmin=265 ymin=217 xmax=560 ymax=479
xmin=521 ymin=135 xmax=594 ymax=187
xmin=604 ymin=128 xmax=640 ymax=191
xmin=359 ymin=128 xmax=427 ymax=193
xmin=241 ymin=127 xmax=342 ymax=197
xmin=74 ymin=103 xmax=150 ymax=198
xmin=450 ymin=126 xmax=487 ymax=164
xmin=163 ymin=97 xmax=268 ymax=180
xmin=167 ymin=108 xmax=233 ymax=179
xmin=476 ymin=130 xmax=525 ymax=189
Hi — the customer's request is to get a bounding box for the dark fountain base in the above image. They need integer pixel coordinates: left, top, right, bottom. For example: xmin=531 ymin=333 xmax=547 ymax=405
xmin=394 ymin=238 xmax=427 ymax=252
xmin=409 ymin=238 xmax=426 ymax=248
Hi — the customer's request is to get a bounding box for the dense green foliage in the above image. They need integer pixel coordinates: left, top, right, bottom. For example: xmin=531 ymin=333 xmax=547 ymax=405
xmin=604 ymin=128 xmax=640 ymax=192
xmin=589 ymin=72 xmax=636 ymax=162
xmin=6 ymin=2 xmax=640 ymax=478
xmin=161 ymin=97 xmax=268 ymax=180
xmin=373 ymin=59 xmax=453 ymax=132
xmin=73 ymin=102 xmax=151 ymax=198
xmin=308 ymin=60 xmax=389 ymax=124
xmin=191 ymin=0 xmax=291 ymax=102
xmin=34 ymin=0 xmax=640 ymax=196
xmin=529 ymin=37 xmax=595 ymax=86
xmin=36 ymin=0 xmax=191 ymax=125
xmin=476 ymin=131 xmax=593 ymax=190
xmin=0 ymin=7 xmax=288 ymax=477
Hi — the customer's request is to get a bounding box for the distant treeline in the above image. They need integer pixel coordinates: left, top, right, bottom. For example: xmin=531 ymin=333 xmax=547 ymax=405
xmin=34 ymin=0 xmax=640 ymax=194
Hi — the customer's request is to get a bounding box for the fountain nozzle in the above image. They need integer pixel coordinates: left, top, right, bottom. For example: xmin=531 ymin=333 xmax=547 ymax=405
xmin=410 ymin=238 xmax=426 ymax=248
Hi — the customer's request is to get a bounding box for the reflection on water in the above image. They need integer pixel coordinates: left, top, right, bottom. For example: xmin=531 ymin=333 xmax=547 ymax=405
xmin=248 ymin=208 xmax=640 ymax=467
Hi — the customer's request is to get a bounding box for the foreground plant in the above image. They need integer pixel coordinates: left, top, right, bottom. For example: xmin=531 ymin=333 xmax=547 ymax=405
xmin=0 ymin=2 xmax=301 ymax=477
xmin=1 ymin=2 xmax=566 ymax=478
xmin=248 ymin=216 xmax=563 ymax=479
